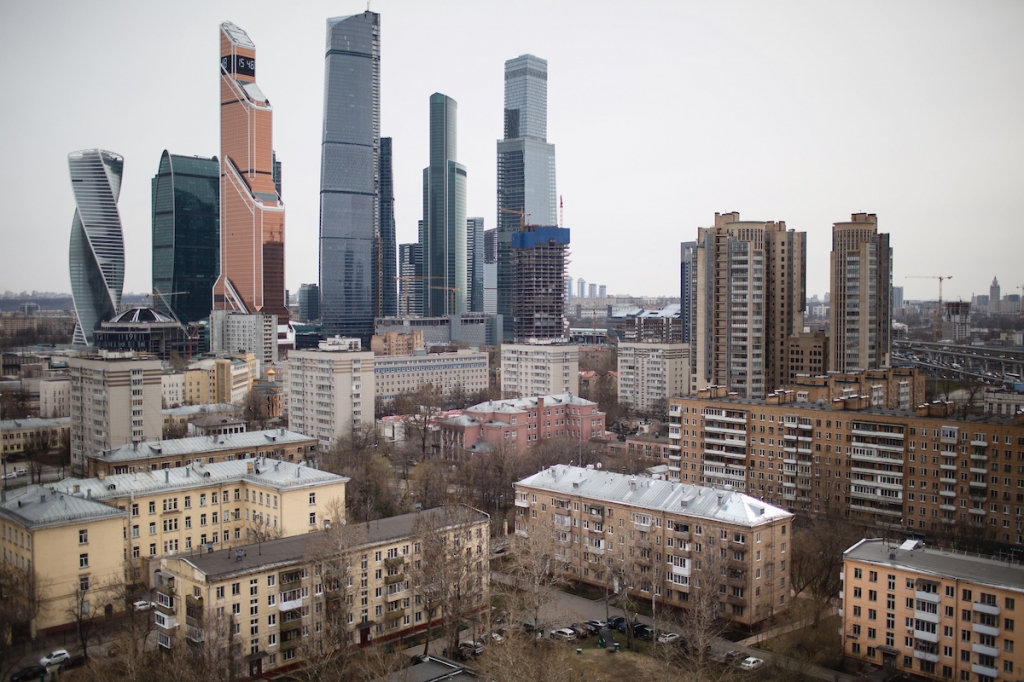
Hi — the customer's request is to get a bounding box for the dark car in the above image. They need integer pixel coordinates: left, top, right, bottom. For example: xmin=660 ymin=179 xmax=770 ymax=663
xmin=569 ymin=624 xmax=589 ymax=639
xmin=634 ymin=624 xmax=654 ymax=640
xmin=608 ymin=616 xmax=627 ymax=630
xmin=59 ymin=654 xmax=88 ymax=671
xmin=10 ymin=665 xmax=47 ymax=682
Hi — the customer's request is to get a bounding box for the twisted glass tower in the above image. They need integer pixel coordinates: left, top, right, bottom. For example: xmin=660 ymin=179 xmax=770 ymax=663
xmin=68 ymin=149 xmax=125 ymax=346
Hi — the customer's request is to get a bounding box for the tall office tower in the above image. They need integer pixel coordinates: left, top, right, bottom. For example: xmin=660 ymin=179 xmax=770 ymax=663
xmin=497 ymin=55 xmax=557 ymax=340
xmin=483 ymin=227 xmax=497 ymax=264
xmin=398 ymin=243 xmax=423 ymax=317
xmin=690 ymin=212 xmax=806 ymax=398
xmin=318 ymin=12 xmax=380 ymax=341
xmin=577 ymin=278 xmax=586 ymax=299
xmin=466 ymin=217 xmax=484 ymax=312
xmin=828 ymin=213 xmax=892 ymax=372
xmin=151 ymin=151 xmax=220 ymax=324
xmin=566 ymin=276 xmax=573 ymax=302
xmin=511 ymin=226 xmax=570 ymax=341
xmin=990 ymin=277 xmax=1001 ymax=312
xmin=679 ymin=241 xmax=696 ymax=344
xmin=378 ymin=137 xmax=397 ymax=318
xmin=588 ymin=283 xmax=597 ymax=299
xmin=422 ymin=93 xmax=467 ymax=317
xmin=298 ymin=283 xmax=320 ymax=322
xmin=598 ymin=285 xmax=607 ymax=299
xmin=213 ymin=22 xmax=288 ymax=324
xmin=68 ymin=149 xmax=125 ymax=346
xmin=891 ymin=285 xmax=904 ymax=312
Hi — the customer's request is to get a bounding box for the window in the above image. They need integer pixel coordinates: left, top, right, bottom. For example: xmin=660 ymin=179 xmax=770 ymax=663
xmin=79 ymin=553 xmax=89 ymax=568
xmin=232 ymin=582 xmax=240 ymax=596
xmin=78 ymin=529 xmax=88 ymax=544
xmin=79 ymin=576 xmax=90 ymax=591
xmin=309 ymin=492 xmax=316 ymax=505
xmin=216 ymin=586 xmax=225 ymax=599
xmin=309 ymin=513 xmax=316 ymax=526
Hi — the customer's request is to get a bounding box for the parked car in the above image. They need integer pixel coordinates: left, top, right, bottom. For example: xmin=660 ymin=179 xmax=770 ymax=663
xmin=568 ymin=624 xmax=589 ymax=639
xmin=459 ymin=640 xmax=484 ymax=656
xmin=607 ymin=616 xmax=627 ymax=630
xmin=657 ymin=632 xmax=680 ymax=645
xmin=40 ymin=649 xmax=70 ymax=667
xmin=724 ymin=650 xmax=742 ymax=664
xmin=133 ymin=600 xmax=155 ymax=611
xmin=550 ymin=628 xmax=577 ymax=641
xmin=634 ymin=624 xmax=654 ymax=641
xmin=59 ymin=654 xmax=88 ymax=671
xmin=584 ymin=619 xmax=607 ymax=633
xmin=739 ymin=656 xmax=765 ymax=671
xmin=490 ymin=631 xmax=505 ymax=643
xmin=10 ymin=665 xmax=47 ymax=682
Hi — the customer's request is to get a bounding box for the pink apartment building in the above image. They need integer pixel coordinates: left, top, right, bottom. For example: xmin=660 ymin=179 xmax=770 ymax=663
xmin=441 ymin=393 xmax=605 ymax=457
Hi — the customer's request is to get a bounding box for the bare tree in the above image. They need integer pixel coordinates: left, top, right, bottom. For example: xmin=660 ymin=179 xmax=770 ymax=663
xmin=678 ymin=532 xmax=729 ymax=680
xmin=394 ymin=385 xmax=445 ymax=461
xmin=245 ymin=509 xmax=285 ymax=554
xmin=22 ymin=428 xmax=56 ymax=483
xmin=162 ymin=419 xmax=189 ymax=440
xmin=789 ymin=514 xmax=863 ymax=624
xmin=502 ymin=520 xmax=571 ymax=649
xmin=0 ymin=563 xmax=46 ymax=681
xmin=240 ymin=389 xmax=270 ymax=431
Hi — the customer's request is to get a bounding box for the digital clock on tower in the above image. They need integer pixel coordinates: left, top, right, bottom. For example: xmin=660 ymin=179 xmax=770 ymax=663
xmin=220 ymin=55 xmax=255 ymax=77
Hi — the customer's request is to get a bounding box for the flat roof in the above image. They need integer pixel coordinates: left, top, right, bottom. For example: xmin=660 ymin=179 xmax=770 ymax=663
xmin=176 ymin=506 xmax=489 ymax=581
xmin=516 ymin=465 xmax=791 ymax=527
xmin=845 ymin=538 xmax=1024 ymax=593
xmin=162 ymin=404 xmax=238 ymax=418
xmin=90 ymin=429 xmax=313 ymax=463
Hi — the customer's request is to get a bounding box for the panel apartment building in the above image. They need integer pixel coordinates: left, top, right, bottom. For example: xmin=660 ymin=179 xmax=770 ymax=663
xmin=617 ymin=342 xmax=690 ymax=414
xmin=69 ymin=352 xmax=163 ymax=475
xmin=842 ymin=538 xmax=1023 ymax=682
xmin=514 ymin=465 xmax=793 ymax=628
xmin=152 ymin=506 xmax=489 ymax=677
xmin=668 ymin=388 xmax=1024 ymax=548
xmin=288 ymin=337 xmax=375 ymax=449
xmin=500 ymin=342 xmax=578 ymax=398
xmin=373 ymin=349 xmax=488 ymax=403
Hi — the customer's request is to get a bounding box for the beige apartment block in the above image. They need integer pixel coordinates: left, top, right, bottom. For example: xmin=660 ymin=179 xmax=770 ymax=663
xmin=781 ymin=367 xmax=926 ymax=411
xmin=1 ymin=417 xmax=70 ymax=460
xmin=784 ymin=330 xmax=829 ymax=386
xmin=374 ymin=349 xmax=488 ymax=403
xmin=162 ymin=404 xmax=240 ymax=436
xmin=152 ymin=506 xmax=489 ymax=677
xmin=69 ymin=352 xmax=163 ymax=475
xmin=514 ymin=465 xmax=792 ymax=628
xmin=162 ymin=372 xmax=185 ymax=408
xmin=842 ymin=538 xmax=1023 ymax=681
xmin=87 ymin=429 xmax=317 ymax=477
xmin=689 ymin=212 xmax=806 ymax=399
xmin=288 ymin=338 xmax=375 ymax=449
xmin=370 ymin=330 xmax=425 ymax=356
xmin=500 ymin=343 xmax=579 ymax=399
xmin=1 ymin=486 xmax=127 ymax=635
xmin=829 ymin=213 xmax=892 ymax=371
xmin=617 ymin=342 xmax=690 ymax=414
xmin=188 ymin=353 xmax=258 ymax=405
xmin=39 ymin=376 xmax=71 ymax=418
xmin=668 ymin=389 xmax=1024 ymax=547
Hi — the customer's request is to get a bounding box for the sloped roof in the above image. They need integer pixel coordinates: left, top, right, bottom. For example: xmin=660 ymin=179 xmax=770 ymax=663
xmin=92 ymin=429 xmax=313 ymax=463
xmin=0 ymin=417 xmax=69 ymax=431
xmin=0 ymin=484 xmax=126 ymax=530
xmin=516 ymin=464 xmax=791 ymax=527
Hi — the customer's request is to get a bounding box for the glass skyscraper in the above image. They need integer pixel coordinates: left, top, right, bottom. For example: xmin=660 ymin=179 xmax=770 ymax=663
xmin=151 ymin=151 xmax=220 ymax=324
xmin=68 ymin=149 xmax=125 ymax=346
xmin=378 ymin=137 xmax=397 ymax=318
xmin=318 ymin=11 xmax=379 ymax=342
xmin=466 ymin=217 xmax=484 ymax=312
xmin=497 ymin=55 xmax=556 ymax=340
xmin=422 ymin=93 xmax=467 ymax=317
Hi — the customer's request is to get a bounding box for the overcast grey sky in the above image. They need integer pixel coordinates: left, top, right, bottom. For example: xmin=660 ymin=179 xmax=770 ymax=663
xmin=1 ymin=1 xmax=1022 ymax=302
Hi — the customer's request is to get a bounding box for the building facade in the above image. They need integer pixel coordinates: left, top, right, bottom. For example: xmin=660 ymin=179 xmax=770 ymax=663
xmin=319 ymin=12 xmax=380 ymax=342
xmin=842 ymin=538 xmax=1023 ymax=681
xmin=297 ymin=284 xmax=320 ymax=323
xmin=511 ymin=226 xmax=570 ymax=342
xmin=680 ymin=242 xmax=696 ymax=345
xmin=829 ymin=213 xmax=892 ymax=372
xmin=374 ymin=350 xmax=488 ymax=403
xmin=500 ymin=343 xmax=579 ymax=398
xmin=151 ymin=151 xmax=220 ymax=324
xmin=466 ymin=217 xmax=484 ymax=313
xmin=0 ymin=417 xmax=70 ymax=461
xmin=942 ymin=301 xmax=971 ymax=343
xmin=617 ymin=343 xmax=691 ymax=414
xmin=379 ymin=136 xmax=397 ymax=319
xmin=398 ymin=243 xmax=423 ymax=317
xmin=213 ymin=22 xmax=288 ymax=325
xmin=39 ymin=377 xmax=71 ymax=418
xmin=211 ymin=310 xmax=278 ymax=368
xmin=95 ymin=307 xmax=199 ymax=361
xmin=780 ymin=367 xmax=926 ymax=411
xmin=689 ymin=212 xmax=806 ymax=398
xmin=784 ymin=330 xmax=829 ymax=385
xmin=68 ymin=149 xmax=125 ymax=346
xmin=370 ymin=330 xmax=424 ymax=356
xmin=514 ymin=465 xmax=792 ymax=628
xmin=496 ymin=55 xmax=557 ymax=341
xmin=287 ymin=338 xmax=375 ymax=449
xmin=69 ymin=353 xmax=163 ymax=475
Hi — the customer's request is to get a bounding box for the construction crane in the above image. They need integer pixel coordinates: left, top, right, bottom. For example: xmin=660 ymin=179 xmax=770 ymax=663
xmin=906 ymin=275 xmax=952 ymax=341
xmin=429 ymin=286 xmax=460 ymax=314
xmin=500 ymin=207 xmax=530 ymax=231
xmin=142 ymin=288 xmax=204 ymax=358
xmin=394 ymin=276 xmax=440 ymax=317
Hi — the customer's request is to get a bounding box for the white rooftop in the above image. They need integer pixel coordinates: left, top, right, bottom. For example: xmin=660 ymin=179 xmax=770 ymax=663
xmin=163 ymin=404 xmax=238 ymax=418
xmin=90 ymin=429 xmax=315 ymax=463
xmin=0 ymin=417 xmax=69 ymax=431
xmin=1 ymin=484 xmax=126 ymax=530
xmin=516 ymin=464 xmax=792 ymax=527
xmin=463 ymin=393 xmax=596 ymax=416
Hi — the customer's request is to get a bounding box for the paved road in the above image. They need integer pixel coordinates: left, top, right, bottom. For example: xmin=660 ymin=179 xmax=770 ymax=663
xmin=492 ymin=572 xmax=862 ymax=682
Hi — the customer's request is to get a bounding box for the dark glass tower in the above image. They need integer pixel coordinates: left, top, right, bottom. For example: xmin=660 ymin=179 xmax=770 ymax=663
xmin=151 ymin=151 xmax=220 ymax=324
xmin=319 ymin=11 xmax=379 ymax=342
xmin=466 ymin=217 xmax=484 ymax=312
xmin=378 ymin=137 xmax=397 ymax=317
xmin=422 ymin=93 xmax=467 ymax=317
xmin=497 ymin=55 xmax=556 ymax=340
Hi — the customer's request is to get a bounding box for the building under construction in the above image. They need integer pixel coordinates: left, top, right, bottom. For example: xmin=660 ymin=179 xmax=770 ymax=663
xmin=512 ymin=226 xmax=570 ymax=341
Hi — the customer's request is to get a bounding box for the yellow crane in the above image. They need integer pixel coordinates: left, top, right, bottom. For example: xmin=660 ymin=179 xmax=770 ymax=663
xmin=429 ymin=285 xmax=460 ymax=314
xmin=500 ymin=207 xmax=530 ymax=231
xmin=906 ymin=275 xmax=952 ymax=341
xmin=394 ymin=275 xmax=440 ymax=317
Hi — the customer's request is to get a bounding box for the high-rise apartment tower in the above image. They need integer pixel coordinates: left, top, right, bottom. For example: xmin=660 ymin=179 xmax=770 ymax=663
xmin=828 ymin=213 xmax=892 ymax=372
xmin=213 ymin=22 xmax=288 ymax=324
xmin=68 ymin=149 xmax=125 ymax=346
xmin=511 ymin=226 xmax=570 ymax=341
xmin=151 ymin=151 xmax=220 ymax=324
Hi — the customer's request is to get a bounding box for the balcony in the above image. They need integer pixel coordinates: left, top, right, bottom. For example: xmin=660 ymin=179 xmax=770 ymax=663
xmin=280 ymin=595 xmax=307 ymax=612
xmin=915 ymin=591 xmax=941 ymax=604
xmin=970 ymin=467 xmax=988 ymax=475
xmin=971 ymin=664 xmax=999 ymax=679
xmin=971 ymin=643 xmax=999 ymax=658
xmin=912 ymin=627 xmax=938 ymax=643
xmin=385 ymin=573 xmax=405 ymax=585
xmin=725 ymin=594 xmax=746 ymax=606
xmin=969 ymin=480 xmax=987 ymax=489
xmin=969 ymin=508 xmax=986 ymax=516
xmin=939 ymin=477 xmax=957 ymax=485
xmin=973 ymin=602 xmax=1000 ymax=616
xmin=939 ymin=504 xmax=956 ymax=512
xmin=913 ymin=649 xmax=939 ymax=663
xmin=970 ymin=453 xmax=988 ymax=462
xmin=940 ymin=463 xmax=957 ymax=471
xmin=634 ymin=522 xmax=650 ymax=532
xmin=914 ymin=609 xmax=939 ymax=624
xmin=515 ymin=498 xmax=530 ymax=508
xmin=970 ymin=439 xmax=988 ymax=447
xmin=972 ymin=622 xmax=1000 ymax=637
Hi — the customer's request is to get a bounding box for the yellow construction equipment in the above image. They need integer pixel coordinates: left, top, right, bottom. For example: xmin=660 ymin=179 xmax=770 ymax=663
xmin=906 ymin=275 xmax=952 ymax=341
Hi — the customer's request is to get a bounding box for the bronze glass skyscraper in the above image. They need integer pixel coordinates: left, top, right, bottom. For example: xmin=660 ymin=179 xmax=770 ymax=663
xmin=212 ymin=21 xmax=287 ymax=324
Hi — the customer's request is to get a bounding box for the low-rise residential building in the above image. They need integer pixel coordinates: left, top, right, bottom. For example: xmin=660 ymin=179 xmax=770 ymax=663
xmin=288 ymin=338 xmax=375 ymax=449
xmin=374 ymin=350 xmax=488 ymax=403
xmin=188 ymin=353 xmax=259 ymax=405
xmin=1 ymin=486 xmax=127 ymax=636
xmin=370 ymin=330 xmax=425 ymax=356
xmin=668 ymin=387 xmax=1024 ymax=547
xmin=152 ymin=505 xmax=489 ymax=677
xmin=38 ymin=376 xmax=71 ymax=418
xmin=983 ymin=388 xmax=1024 ymax=418
xmin=617 ymin=342 xmax=690 ymax=415
xmin=514 ymin=465 xmax=792 ymax=628
xmin=842 ymin=538 xmax=1023 ymax=681
xmin=190 ymin=414 xmax=247 ymax=437
xmin=1 ymin=417 xmax=70 ymax=460
xmin=500 ymin=343 xmax=579 ymax=398
xmin=441 ymin=393 xmax=604 ymax=457
xmin=163 ymin=404 xmax=240 ymax=436
xmin=86 ymin=429 xmax=317 ymax=477
xmin=162 ymin=371 xmax=185 ymax=408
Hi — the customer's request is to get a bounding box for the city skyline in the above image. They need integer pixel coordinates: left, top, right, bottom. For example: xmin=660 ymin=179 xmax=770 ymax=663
xmin=3 ymin=2 xmax=1023 ymax=303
